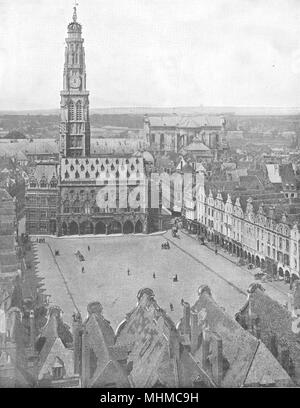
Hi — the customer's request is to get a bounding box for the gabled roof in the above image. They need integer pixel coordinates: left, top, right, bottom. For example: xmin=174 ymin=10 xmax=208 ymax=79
xmin=115 ymin=289 xmax=180 ymax=388
xmin=185 ymin=142 xmax=211 ymax=152
xmin=191 ymin=289 xmax=292 ymax=387
xmin=236 ymin=286 xmax=300 ymax=376
xmin=84 ymin=311 xmax=129 ymax=388
xmin=28 ymin=163 xmax=58 ymax=183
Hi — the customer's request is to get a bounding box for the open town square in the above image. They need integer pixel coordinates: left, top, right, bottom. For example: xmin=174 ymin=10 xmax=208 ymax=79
xmin=34 ymin=230 xmax=289 ymax=330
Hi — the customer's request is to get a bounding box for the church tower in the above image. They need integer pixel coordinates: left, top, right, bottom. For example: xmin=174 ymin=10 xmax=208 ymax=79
xmin=59 ymin=6 xmax=90 ymax=158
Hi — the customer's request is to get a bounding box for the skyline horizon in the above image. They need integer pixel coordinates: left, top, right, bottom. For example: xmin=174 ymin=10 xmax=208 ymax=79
xmin=1 ymin=0 xmax=300 ymax=110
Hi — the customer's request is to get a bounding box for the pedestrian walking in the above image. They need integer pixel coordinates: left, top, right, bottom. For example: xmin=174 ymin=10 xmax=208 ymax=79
xmin=181 ymin=298 xmax=184 ymax=306
xmin=215 ymin=247 xmax=218 ymax=255
xmin=82 ymin=266 xmax=85 ymax=273
xmin=88 ymin=245 xmax=90 ymax=251
xmin=127 ymin=268 xmax=130 ymax=276
xmin=153 ymin=272 xmax=156 ymax=279
xmin=170 ymin=303 xmax=174 ymax=312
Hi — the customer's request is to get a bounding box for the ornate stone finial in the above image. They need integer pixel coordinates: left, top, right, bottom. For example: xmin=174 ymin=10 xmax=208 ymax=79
xmin=73 ymin=4 xmax=78 ymax=23
xmin=198 ymin=285 xmax=212 ymax=297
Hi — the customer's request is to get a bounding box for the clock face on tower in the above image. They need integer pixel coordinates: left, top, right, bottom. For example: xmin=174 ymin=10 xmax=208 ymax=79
xmin=69 ymin=75 xmax=81 ymax=89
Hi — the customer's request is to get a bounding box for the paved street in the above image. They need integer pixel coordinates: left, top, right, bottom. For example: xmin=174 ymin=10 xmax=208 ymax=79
xmin=33 ymin=231 xmax=290 ymax=331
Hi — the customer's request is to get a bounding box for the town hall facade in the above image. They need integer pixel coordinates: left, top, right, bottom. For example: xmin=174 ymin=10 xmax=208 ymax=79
xmin=25 ymin=7 xmax=156 ymax=236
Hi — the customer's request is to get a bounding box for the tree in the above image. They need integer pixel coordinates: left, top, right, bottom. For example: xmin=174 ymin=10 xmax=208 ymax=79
xmin=4 ymin=130 xmax=26 ymax=139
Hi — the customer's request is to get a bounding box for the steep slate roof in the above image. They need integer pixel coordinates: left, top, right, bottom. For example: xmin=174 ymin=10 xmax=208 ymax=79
xmin=147 ymin=115 xmax=224 ymax=129
xmin=83 ymin=311 xmax=129 ymax=388
xmin=36 ymin=308 xmax=73 ymax=371
xmin=192 ymin=291 xmax=292 ymax=387
xmin=24 ymin=140 xmax=59 ymax=156
xmin=115 ymin=289 xmax=180 ymax=388
xmin=236 ymin=286 xmax=300 ymax=379
xmin=27 ymin=163 xmax=58 ymax=183
xmin=90 ymin=139 xmax=147 ymax=155
xmin=60 ymin=157 xmax=144 ymax=182
xmin=184 ymin=142 xmax=211 ymax=152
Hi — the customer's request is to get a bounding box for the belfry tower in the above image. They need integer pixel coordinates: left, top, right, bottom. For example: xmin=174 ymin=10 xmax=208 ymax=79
xmin=59 ymin=6 xmax=90 ymax=158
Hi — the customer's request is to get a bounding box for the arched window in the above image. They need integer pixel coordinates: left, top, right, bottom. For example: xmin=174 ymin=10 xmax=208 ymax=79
xmin=69 ymin=101 xmax=75 ymax=120
xmin=40 ymin=179 xmax=47 ymax=188
xmin=73 ymin=200 xmax=80 ymax=213
xmin=84 ymin=202 xmax=90 ymax=214
xmin=76 ymin=101 xmax=82 ymax=120
xmin=63 ymin=201 xmax=70 ymax=213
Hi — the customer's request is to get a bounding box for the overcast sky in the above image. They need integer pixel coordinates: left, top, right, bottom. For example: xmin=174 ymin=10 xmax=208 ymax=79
xmin=1 ymin=0 xmax=300 ymax=110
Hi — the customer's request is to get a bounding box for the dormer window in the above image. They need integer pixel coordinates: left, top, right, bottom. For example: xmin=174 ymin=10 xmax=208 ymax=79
xmin=80 ymin=164 xmax=85 ymax=171
xmin=101 ymin=164 xmax=105 ymax=171
xmin=85 ymin=171 xmax=90 ymax=178
xmin=111 ymin=164 xmax=115 ymax=171
xmin=70 ymin=164 xmax=74 ymax=171
xmin=91 ymin=164 xmax=95 ymax=171
xmin=131 ymin=164 xmax=135 ymax=171
xmin=75 ymin=171 xmax=80 ymax=179
xmin=50 ymin=179 xmax=57 ymax=188
xmin=64 ymin=171 xmax=69 ymax=179
xmin=40 ymin=179 xmax=47 ymax=188
xmin=30 ymin=181 xmax=37 ymax=188
xmin=52 ymin=357 xmax=64 ymax=380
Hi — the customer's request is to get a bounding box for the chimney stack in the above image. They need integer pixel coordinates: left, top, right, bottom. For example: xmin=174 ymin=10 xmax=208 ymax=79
xmin=293 ymin=281 xmax=300 ymax=312
xmin=190 ymin=309 xmax=199 ymax=354
xmin=81 ymin=328 xmax=90 ymax=388
xmin=72 ymin=312 xmax=82 ymax=375
xmin=249 ymin=313 xmax=261 ymax=339
xmin=287 ymin=292 xmax=295 ymax=315
xmin=182 ymin=302 xmax=191 ymax=335
xmin=278 ymin=342 xmax=290 ymax=373
xmin=211 ymin=334 xmax=223 ymax=386
xmin=201 ymin=327 xmax=211 ymax=372
xmin=29 ymin=310 xmax=35 ymax=350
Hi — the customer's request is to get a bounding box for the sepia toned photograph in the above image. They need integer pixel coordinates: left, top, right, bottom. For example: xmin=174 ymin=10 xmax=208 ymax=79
xmin=1 ymin=0 xmax=300 ymax=393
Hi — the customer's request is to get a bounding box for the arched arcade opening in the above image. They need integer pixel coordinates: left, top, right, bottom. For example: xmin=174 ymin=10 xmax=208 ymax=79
xmin=95 ymin=221 xmax=106 ymax=234
xmin=123 ymin=220 xmax=134 ymax=234
xmin=69 ymin=221 xmax=79 ymax=235
xmin=135 ymin=220 xmax=143 ymax=234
